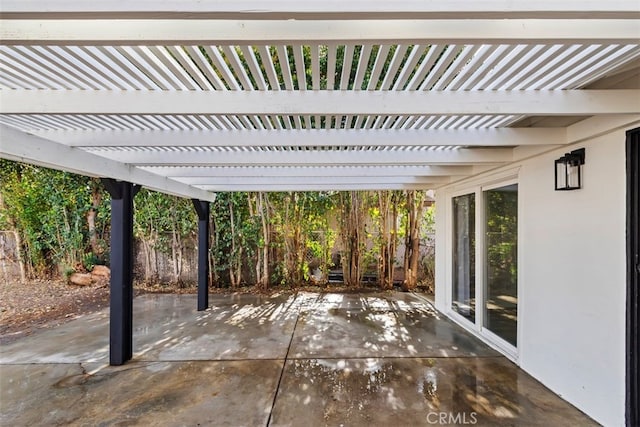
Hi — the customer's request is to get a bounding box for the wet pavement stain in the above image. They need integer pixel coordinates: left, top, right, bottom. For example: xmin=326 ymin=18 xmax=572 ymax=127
xmin=0 ymin=292 xmax=598 ymax=426
xmin=1 ymin=360 xmax=282 ymax=426
xmin=270 ymin=357 xmax=598 ymax=427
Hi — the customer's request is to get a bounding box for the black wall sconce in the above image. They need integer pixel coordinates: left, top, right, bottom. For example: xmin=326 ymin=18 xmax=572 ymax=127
xmin=555 ymin=148 xmax=585 ymax=191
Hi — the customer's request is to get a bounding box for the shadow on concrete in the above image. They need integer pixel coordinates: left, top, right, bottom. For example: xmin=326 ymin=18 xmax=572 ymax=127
xmin=1 ymin=292 xmax=596 ymax=426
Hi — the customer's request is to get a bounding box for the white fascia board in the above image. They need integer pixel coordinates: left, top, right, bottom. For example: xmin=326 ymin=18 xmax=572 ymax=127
xmin=512 ymin=114 xmax=640 ymax=163
xmin=1 ymin=19 xmax=638 ymax=45
xmin=139 ymin=165 xmax=474 ymax=177
xmin=82 ymin=146 xmax=513 ymax=166
xmin=3 ymin=90 xmax=638 ymax=115
xmin=31 ymin=128 xmax=567 ymax=148
xmin=2 ymin=1 xmax=638 ymax=17
xmin=196 ymin=183 xmax=439 ymax=192
xmin=174 ymin=175 xmax=450 ymax=185
xmin=0 ymin=125 xmax=216 ymax=201
xmin=566 ymin=114 xmax=640 ymax=144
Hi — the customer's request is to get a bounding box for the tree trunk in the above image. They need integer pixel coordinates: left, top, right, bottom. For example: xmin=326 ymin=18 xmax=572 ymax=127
xmin=235 ymin=247 xmax=243 ymax=287
xmin=390 ymin=193 xmax=399 ymax=288
xmin=210 ymin=215 xmax=217 ymax=285
xmin=340 ymin=191 xmax=366 ymax=287
xmin=59 ymin=207 xmax=76 ymax=268
xmin=0 ymin=191 xmax=27 ymax=282
xmin=248 ymin=193 xmax=260 ymax=286
xmin=176 ymin=231 xmax=183 ymax=283
xmin=259 ymin=192 xmax=270 ymax=289
xmin=229 ymin=200 xmax=236 ymax=287
xmin=403 ymin=190 xmax=424 ymax=291
xmin=284 ymin=193 xmax=305 ymax=285
xmin=229 ymin=199 xmax=240 ymax=287
xmin=142 ymin=239 xmax=152 ymax=282
xmin=377 ymin=191 xmax=392 ymax=290
xmin=12 ymin=230 xmax=26 ymax=283
xmin=170 ymin=213 xmax=180 ymax=283
xmin=152 ymin=242 xmax=158 ymax=281
xmin=86 ymin=178 xmax=102 ymax=255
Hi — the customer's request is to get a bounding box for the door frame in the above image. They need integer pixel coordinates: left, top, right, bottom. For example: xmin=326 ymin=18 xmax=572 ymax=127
xmin=626 ymin=127 xmax=639 ymax=427
xmin=445 ymin=175 xmax=520 ymax=362
xmin=478 ymin=179 xmax=520 ymax=359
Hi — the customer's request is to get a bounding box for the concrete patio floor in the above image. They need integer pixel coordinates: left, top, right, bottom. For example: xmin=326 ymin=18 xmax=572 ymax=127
xmin=0 ymin=292 xmax=596 ymax=426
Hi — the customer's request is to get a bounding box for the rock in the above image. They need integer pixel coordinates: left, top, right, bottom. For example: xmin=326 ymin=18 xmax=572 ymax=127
xmin=69 ymin=273 xmax=93 ymax=286
xmin=91 ymin=274 xmax=109 ymax=286
xmin=91 ymin=265 xmax=110 ymax=278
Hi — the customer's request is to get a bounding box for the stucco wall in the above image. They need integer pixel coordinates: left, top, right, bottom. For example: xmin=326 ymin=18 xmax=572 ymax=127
xmin=435 ymin=128 xmax=628 ymax=426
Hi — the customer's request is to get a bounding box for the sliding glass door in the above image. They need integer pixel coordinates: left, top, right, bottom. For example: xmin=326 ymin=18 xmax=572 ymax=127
xmin=452 ymin=193 xmax=475 ymax=321
xmin=484 ymin=184 xmax=518 ymax=347
xmin=451 ymin=183 xmax=518 ymax=352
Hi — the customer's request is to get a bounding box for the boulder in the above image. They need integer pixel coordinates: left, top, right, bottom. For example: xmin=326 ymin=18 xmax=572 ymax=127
xmin=91 ymin=265 xmax=111 ymax=278
xmin=69 ymin=273 xmax=93 ymax=286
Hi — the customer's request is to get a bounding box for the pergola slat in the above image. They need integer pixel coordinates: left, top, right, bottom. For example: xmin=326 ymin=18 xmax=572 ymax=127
xmin=448 ymin=45 xmax=494 ymax=90
xmin=433 ymin=45 xmax=481 ymax=90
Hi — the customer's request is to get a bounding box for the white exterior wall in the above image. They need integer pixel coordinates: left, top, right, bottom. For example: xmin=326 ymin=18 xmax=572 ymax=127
xmin=435 ymin=127 xmax=628 ymax=426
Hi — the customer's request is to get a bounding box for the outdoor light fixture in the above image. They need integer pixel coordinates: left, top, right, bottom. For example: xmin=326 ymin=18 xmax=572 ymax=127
xmin=554 ymin=148 xmax=585 ymax=191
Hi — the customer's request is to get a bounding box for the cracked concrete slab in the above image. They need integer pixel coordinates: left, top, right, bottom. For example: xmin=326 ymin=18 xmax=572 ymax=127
xmin=288 ymin=296 xmax=499 ymax=359
xmin=270 ymin=357 xmax=598 ymax=427
xmin=0 ymin=292 xmax=597 ymax=426
xmin=1 ymin=360 xmax=281 ymax=426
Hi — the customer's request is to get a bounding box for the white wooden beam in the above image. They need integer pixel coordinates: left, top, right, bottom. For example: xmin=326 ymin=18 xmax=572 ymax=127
xmin=176 ymin=176 xmax=450 ymax=186
xmin=3 ymin=90 xmax=638 ymax=115
xmin=30 ymin=128 xmax=567 ymax=148
xmin=566 ymin=114 xmax=640 ymax=144
xmin=2 ymin=1 xmax=638 ymax=18
xmin=196 ymin=183 xmax=440 ymax=192
xmin=2 ymin=19 xmax=638 ymax=45
xmin=83 ymin=147 xmax=513 ymax=165
xmin=0 ymin=125 xmax=216 ymax=201
xmin=139 ymin=165 xmax=474 ymax=178
xmin=511 ymin=115 xmax=640 ymax=161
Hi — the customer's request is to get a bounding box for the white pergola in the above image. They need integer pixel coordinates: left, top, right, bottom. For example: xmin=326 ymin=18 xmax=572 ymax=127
xmin=1 ymin=1 xmax=639 ymax=200
xmin=1 ymin=0 xmax=640 ymax=368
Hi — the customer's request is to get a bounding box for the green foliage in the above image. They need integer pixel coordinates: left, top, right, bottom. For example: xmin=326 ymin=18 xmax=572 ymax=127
xmin=1 ymin=159 xmax=436 ymax=289
xmin=134 ymin=189 xmax=198 ymax=284
xmin=422 ymin=204 xmax=435 ymax=234
xmin=211 ymin=192 xmax=256 ymax=286
xmin=82 ymin=252 xmax=101 ymax=271
xmin=0 ymin=160 xmax=110 ymax=277
xmin=134 ymin=190 xmax=196 ymax=255
xmin=62 ymin=265 xmax=76 ymax=279
xmin=419 ymin=204 xmax=436 ymax=290
xmin=267 ymin=191 xmax=336 ymax=285
xmin=485 ymin=188 xmax=518 ymax=290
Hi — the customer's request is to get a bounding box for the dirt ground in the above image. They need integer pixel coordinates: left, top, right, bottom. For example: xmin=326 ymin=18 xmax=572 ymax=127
xmin=0 ymin=280 xmax=283 ymax=344
xmin=0 ymin=279 xmax=113 ymax=344
xmin=0 ymin=279 xmax=430 ymax=345
xmin=0 ymin=279 xmax=211 ymax=344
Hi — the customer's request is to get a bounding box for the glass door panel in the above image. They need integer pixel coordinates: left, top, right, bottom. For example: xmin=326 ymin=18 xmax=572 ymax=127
xmin=452 ymin=193 xmax=475 ymax=322
xmin=484 ymin=184 xmax=518 ymax=347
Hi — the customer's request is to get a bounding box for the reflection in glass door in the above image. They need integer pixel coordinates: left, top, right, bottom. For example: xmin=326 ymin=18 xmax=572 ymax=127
xmin=452 ymin=194 xmax=475 ymax=322
xmin=484 ymin=184 xmax=518 ymax=347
